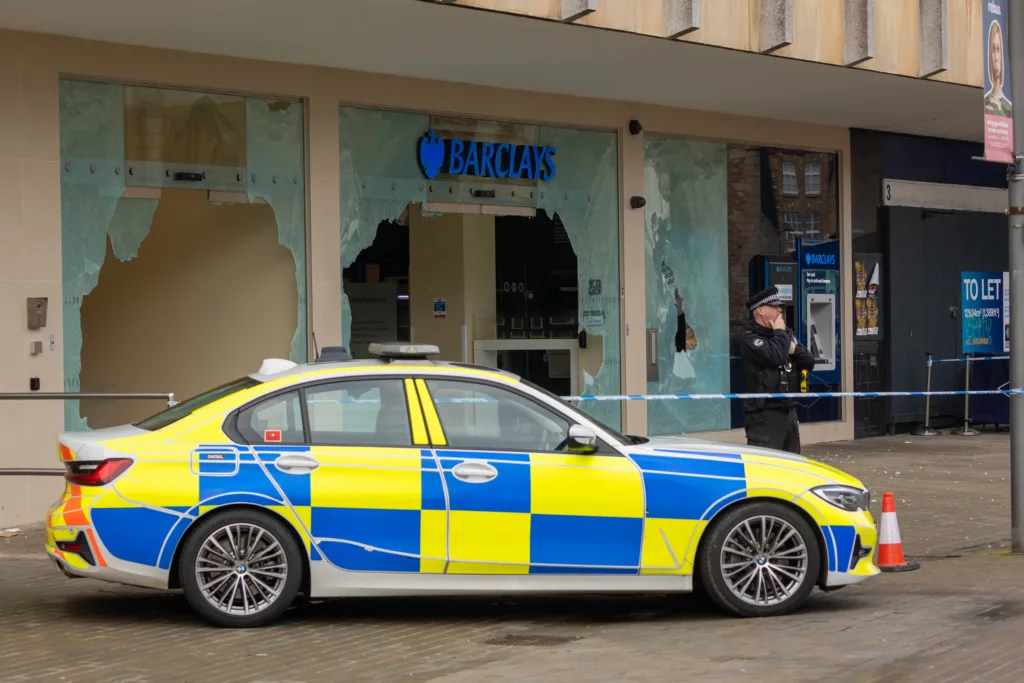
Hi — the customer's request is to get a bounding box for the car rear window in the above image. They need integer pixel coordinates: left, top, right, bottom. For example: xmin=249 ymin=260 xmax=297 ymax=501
xmin=134 ymin=377 xmax=262 ymax=431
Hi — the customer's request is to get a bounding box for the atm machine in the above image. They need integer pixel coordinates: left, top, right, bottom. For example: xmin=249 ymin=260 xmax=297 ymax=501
xmin=795 ymin=237 xmax=842 ymax=423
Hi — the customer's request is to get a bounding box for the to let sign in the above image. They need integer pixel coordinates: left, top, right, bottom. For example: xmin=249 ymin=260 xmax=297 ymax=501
xmin=962 ymin=271 xmax=1009 ymax=354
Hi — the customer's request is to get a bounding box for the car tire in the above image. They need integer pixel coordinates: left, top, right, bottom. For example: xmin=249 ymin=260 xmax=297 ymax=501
xmin=698 ymin=501 xmax=821 ymax=618
xmin=179 ymin=508 xmax=303 ymax=628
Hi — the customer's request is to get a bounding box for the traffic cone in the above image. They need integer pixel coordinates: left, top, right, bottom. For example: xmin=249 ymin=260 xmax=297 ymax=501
xmin=877 ymin=492 xmax=920 ymax=572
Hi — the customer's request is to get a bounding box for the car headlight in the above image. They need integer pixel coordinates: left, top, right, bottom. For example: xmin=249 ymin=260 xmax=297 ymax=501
xmin=811 ymin=485 xmax=870 ymax=512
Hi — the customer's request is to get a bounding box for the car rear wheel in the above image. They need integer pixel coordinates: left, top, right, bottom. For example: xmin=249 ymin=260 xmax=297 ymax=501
xmin=699 ymin=501 xmax=820 ymax=618
xmin=179 ymin=509 xmax=302 ymax=628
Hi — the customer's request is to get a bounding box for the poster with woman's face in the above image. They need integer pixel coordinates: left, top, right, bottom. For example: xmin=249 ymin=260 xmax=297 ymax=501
xmin=984 ymin=1 xmax=1013 ymax=162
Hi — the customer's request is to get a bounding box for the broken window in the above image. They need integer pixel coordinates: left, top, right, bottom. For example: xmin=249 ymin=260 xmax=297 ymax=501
xmin=60 ymin=80 xmax=306 ymax=430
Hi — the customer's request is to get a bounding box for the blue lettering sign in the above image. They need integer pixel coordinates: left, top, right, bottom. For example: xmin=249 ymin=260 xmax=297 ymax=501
xmin=961 ymin=270 xmax=1008 ymax=354
xmin=804 ymin=252 xmax=837 ymax=267
xmin=417 ymin=132 xmax=557 ymax=181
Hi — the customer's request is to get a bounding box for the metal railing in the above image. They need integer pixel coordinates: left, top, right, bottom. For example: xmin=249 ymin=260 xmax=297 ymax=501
xmin=0 ymin=468 xmax=63 ymax=476
xmin=913 ymin=352 xmax=1010 ymax=437
xmin=0 ymin=391 xmax=175 ymax=476
xmin=0 ymin=392 xmax=175 ymax=405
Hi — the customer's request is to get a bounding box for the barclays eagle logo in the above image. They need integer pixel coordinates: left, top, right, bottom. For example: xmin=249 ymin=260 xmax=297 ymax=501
xmin=805 ymin=252 xmax=812 ymax=265
xmin=418 ymin=132 xmax=445 ymax=180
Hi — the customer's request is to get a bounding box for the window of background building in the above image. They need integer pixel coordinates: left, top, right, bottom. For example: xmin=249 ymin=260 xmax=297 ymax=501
xmin=805 ymin=162 xmax=822 ymax=196
xmin=804 ymin=212 xmax=821 ymax=238
xmin=782 ymin=161 xmax=799 ymax=196
xmin=643 ymin=141 xmax=841 ymax=436
xmin=783 ymin=212 xmax=803 ymax=251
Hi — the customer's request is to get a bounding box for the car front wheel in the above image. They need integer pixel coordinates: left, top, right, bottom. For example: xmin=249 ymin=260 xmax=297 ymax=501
xmin=179 ymin=509 xmax=303 ymax=628
xmin=699 ymin=501 xmax=821 ymax=618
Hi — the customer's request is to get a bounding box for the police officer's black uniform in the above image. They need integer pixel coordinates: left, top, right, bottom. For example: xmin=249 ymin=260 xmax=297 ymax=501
xmin=740 ymin=286 xmax=816 ymax=454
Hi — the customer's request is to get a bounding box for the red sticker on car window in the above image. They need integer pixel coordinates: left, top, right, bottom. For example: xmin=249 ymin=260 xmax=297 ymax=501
xmin=264 ymin=430 xmax=282 ymax=442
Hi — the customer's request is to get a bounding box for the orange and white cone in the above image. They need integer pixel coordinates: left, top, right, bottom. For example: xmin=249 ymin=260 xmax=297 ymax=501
xmin=877 ymin=492 xmax=920 ymax=572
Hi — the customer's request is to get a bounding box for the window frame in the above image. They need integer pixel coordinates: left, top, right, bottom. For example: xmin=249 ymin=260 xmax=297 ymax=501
xmin=231 ymin=387 xmax=309 ymax=446
xmin=781 ymin=160 xmax=799 ymax=196
xmin=222 ymin=372 xmax=628 ymax=455
xmin=303 ymin=377 xmax=417 ymax=449
xmin=803 ymin=212 xmax=822 ymax=238
xmin=224 ymin=375 xmax=419 ymax=449
xmin=420 ymin=375 xmax=622 ymax=456
xmin=782 ymin=212 xmax=803 ymax=252
xmin=804 ymin=161 xmax=822 ymax=196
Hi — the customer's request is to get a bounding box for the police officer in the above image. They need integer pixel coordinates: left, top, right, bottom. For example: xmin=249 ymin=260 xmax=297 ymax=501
xmin=740 ymin=286 xmax=816 ymax=454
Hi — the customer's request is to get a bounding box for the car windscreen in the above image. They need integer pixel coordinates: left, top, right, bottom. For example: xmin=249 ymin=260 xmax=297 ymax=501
xmin=134 ymin=377 xmax=262 ymax=431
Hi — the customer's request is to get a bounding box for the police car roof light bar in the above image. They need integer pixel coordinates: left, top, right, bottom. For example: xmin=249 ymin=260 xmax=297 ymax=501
xmin=368 ymin=343 xmax=441 ymax=362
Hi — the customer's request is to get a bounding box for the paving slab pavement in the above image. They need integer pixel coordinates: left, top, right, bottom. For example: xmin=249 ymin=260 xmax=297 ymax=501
xmin=1 ymin=431 xmax=1020 ymax=683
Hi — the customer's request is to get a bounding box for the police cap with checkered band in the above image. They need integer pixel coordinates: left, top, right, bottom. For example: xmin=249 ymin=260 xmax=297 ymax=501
xmin=746 ymin=286 xmax=784 ymax=312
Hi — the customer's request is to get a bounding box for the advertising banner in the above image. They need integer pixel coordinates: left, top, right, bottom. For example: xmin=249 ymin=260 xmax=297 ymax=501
xmin=983 ymin=0 xmax=1013 ymax=162
xmin=962 ymin=271 xmax=1010 ymax=354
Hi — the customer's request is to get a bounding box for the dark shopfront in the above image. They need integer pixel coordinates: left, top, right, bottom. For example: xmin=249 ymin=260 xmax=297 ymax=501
xmin=850 ymin=129 xmax=1010 ymax=436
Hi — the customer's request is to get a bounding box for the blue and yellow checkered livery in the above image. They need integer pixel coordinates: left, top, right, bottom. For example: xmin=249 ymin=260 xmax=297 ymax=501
xmin=46 ymin=365 xmax=877 ymax=593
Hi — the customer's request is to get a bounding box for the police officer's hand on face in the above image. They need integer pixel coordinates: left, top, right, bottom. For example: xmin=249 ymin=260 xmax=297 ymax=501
xmin=767 ymin=309 xmax=797 ymax=354
xmin=770 ymin=311 xmax=786 ymax=331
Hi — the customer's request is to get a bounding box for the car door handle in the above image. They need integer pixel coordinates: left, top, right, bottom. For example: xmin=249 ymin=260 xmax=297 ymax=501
xmin=274 ymin=454 xmax=319 ymax=473
xmin=451 ymin=460 xmax=498 ymax=483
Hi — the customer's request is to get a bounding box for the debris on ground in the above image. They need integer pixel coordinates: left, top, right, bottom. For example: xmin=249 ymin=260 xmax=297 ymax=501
xmin=0 ymin=528 xmax=21 ymax=539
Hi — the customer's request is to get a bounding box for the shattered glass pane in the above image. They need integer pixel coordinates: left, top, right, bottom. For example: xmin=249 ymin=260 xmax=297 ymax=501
xmin=246 ymin=97 xmax=308 ymax=363
xmin=60 ymin=81 xmax=307 ymax=430
xmin=339 ymin=107 xmax=428 ymax=346
xmin=538 ymin=127 xmax=621 ymax=431
xmin=644 ymin=136 xmax=730 ymax=435
xmin=123 ymin=85 xmax=247 ymax=192
xmin=59 ymin=79 xmax=158 ymax=431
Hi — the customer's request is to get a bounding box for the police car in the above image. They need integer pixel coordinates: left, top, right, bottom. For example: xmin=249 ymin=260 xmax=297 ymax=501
xmin=47 ymin=343 xmax=877 ymax=628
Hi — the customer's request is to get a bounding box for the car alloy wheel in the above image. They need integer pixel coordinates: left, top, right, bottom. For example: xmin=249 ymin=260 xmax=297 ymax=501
xmin=720 ymin=515 xmax=808 ymax=607
xmin=180 ymin=509 xmax=302 ymax=628
xmin=196 ymin=522 xmax=289 ymax=617
xmin=699 ymin=501 xmax=820 ymax=618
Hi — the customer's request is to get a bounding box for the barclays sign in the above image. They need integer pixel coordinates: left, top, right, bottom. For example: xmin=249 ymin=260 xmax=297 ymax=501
xmin=805 ymin=252 xmax=837 ymax=267
xmin=417 ymin=132 xmax=557 ymax=181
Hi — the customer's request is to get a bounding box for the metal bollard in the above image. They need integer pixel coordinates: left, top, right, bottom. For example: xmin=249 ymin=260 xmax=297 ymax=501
xmin=951 ymin=353 xmax=981 ymax=436
xmin=912 ymin=352 xmax=940 ymax=436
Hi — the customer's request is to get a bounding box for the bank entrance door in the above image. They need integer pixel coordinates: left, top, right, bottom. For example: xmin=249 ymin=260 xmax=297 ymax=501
xmin=343 ymin=206 xmax=578 ymax=396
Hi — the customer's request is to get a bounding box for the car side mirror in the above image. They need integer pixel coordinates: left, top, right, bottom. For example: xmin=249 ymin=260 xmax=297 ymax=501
xmin=567 ymin=424 xmax=598 ymax=455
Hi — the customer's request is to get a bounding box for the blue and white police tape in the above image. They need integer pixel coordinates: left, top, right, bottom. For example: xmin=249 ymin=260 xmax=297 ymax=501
xmin=305 ymin=389 xmax=1024 ymax=405
xmin=929 ymin=355 xmax=1009 ymax=364
xmin=561 ymin=388 xmax=1024 ymax=402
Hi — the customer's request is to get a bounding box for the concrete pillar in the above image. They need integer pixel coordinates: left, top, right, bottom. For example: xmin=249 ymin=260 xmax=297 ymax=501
xmin=620 ymin=124 xmax=648 ymax=436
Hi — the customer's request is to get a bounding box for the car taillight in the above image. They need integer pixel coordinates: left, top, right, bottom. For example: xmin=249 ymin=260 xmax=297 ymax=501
xmin=64 ymin=458 xmax=133 ymax=486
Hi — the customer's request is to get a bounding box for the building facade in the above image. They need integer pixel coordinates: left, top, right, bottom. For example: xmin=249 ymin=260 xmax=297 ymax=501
xmin=0 ymin=0 xmax=990 ymax=525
